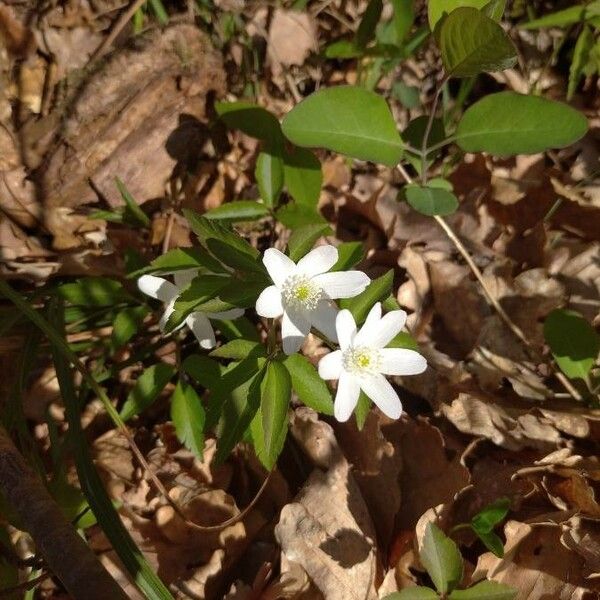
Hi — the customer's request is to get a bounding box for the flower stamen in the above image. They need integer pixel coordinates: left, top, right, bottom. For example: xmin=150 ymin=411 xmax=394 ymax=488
xmin=342 ymin=345 xmax=381 ymax=376
xmin=281 ymin=274 xmax=323 ymax=311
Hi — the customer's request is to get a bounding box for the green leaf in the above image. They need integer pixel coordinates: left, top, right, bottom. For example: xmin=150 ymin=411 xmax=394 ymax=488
xmin=324 ymin=39 xmax=363 ymax=58
xmin=115 ymin=177 xmax=150 ymax=227
xmin=256 ymin=150 xmax=284 ymax=208
xmin=456 ymin=92 xmax=588 ymax=155
xmin=389 ymin=0 xmax=415 ymax=44
xmin=120 ymin=363 xmax=175 ymax=421
xmin=438 ymin=8 xmax=517 ymax=77
xmin=392 ymin=82 xmax=420 ymax=108
xmin=428 ymin=0 xmax=494 ymax=29
xmin=210 ymin=339 xmax=266 ymax=360
xmin=184 ymin=210 xmax=261 ymax=263
xmin=215 ymin=362 xmax=265 ymax=464
xmin=287 ymin=223 xmax=332 ymax=262
xmin=568 ymin=25 xmax=594 ymax=101
xmin=168 ymin=275 xmax=229 ymax=329
xmin=476 ymin=530 xmax=505 ymax=557
xmin=283 ymin=353 xmax=334 ymax=415
xmin=520 ymin=3 xmax=598 ymax=29
xmin=136 ymin=247 xmax=225 ymax=276
xmin=403 ymin=116 xmax=446 ymax=153
xmin=471 ymin=498 xmax=510 ymax=534
xmin=449 ymin=580 xmax=517 ymax=600
xmin=170 ymin=380 xmax=205 ymax=460
xmin=482 ymin=0 xmax=506 ymax=20
xmin=182 ymin=354 xmax=222 ymax=389
xmin=355 ymin=391 xmax=371 ymax=430
xmin=48 ymin=477 xmax=96 ymax=529
xmin=276 ymin=202 xmax=328 ymax=230
xmin=384 ymin=587 xmax=439 ymax=600
xmin=48 ymin=301 xmax=175 ymax=600
xmin=404 ymin=183 xmax=459 ymax=216
xmin=216 ymin=101 xmax=283 ymax=147
xmin=218 ymin=316 xmax=261 ymax=342
xmin=58 ymin=278 xmax=129 ymax=307
xmin=543 ymin=309 xmax=600 ymax=380
xmin=259 ymin=361 xmax=291 ymax=468
xmin=204 ymin=200 xmax=270 ymax=222
xmin=111 ymin=306 xmax=148 ymax=349
xmin=283 ymin=146 xmax=323 ymax=207
xmin=356 ymin=0 xmax=383 ymax=48
xmin=340 ymin=270 xmax=394 ymax=324
xmin=420 ymin=523 xmax=463 ymax=595
xmin=388 ymin=331 xmax=419 ymax=351
xmin=190 ymin=279 xmax=267 ymax=314
xmin=282 ymin=86 xmax=404 ymax=166
xmin=331 ymin=242 xmax=365 ymax=271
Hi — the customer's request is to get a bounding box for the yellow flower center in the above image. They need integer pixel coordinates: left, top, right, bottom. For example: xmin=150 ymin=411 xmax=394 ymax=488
xmin=343 ymin=346 xmax=381 ymax=375
xmin=281 ymin=275 xmax=323 ymax=310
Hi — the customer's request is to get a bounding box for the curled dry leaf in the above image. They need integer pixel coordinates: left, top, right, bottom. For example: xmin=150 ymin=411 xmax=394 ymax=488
xmin=41 ymin=24 xmax=225 ymax=248
xmin=441 ymin=394 xmax=565 ymax=451
xmin=473 ymin=520 xmax=598 ymax=598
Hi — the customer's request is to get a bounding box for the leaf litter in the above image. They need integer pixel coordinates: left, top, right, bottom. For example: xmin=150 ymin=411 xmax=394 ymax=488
xmin=1 ymin=1 xmax=599 ymax=599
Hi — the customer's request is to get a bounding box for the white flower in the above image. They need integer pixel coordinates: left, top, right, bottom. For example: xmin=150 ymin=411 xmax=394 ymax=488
xmin=318 ymin=302 xmax=427 ymax=422
xmin=138 ymin=270 xmax=244 ymax=349
xmin=255 ymin=245 xmax=370 ymax=354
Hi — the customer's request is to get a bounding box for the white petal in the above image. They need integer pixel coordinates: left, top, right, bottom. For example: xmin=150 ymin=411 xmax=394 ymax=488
xmin=318 ymin=350 xmax=343 ymax=380
xmin=335 ymin=309 xmax=357 ymax=351
xmin=360 ymin=309 xmax=408 ymax=349
xmin=255 ymin=285 xmax=284 ymax=318
xmin=310 ymin=300 xmax=339 ymax=343
xmin=312 ymin=271 xmax=370 ymax=299
xmin=263 ymin=248 xmax=296 ymax=287
xmin=355 ymin=302 xmax=382 ymax=346
xmin=186 ymin=312 xmax=216 ymax=349
xmin=173 ymin=269 xmax=198 ymax=289
xmin=207 ymin=308 xmax=245 ymax=320
xmin=296 ymin=245 xmax=338 ymax=278
xmin=360 ymin=374 xmax=402 ymax=419
xmin=282 ymin=309 xmax=311 ymax=355
xmin=379 ymin=348 xmax=427 ymax=376
xmin=334 ymin=372 xmax=361 ymax=422
xmin=158 ymin=297 xmax=184 ymax=331
xmin=138 ymin=275 xmax=178 ymax=302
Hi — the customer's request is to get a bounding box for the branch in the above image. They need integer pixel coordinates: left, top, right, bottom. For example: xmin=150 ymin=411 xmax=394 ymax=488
xmin=0 ymin=426 xmax=128 ymax=600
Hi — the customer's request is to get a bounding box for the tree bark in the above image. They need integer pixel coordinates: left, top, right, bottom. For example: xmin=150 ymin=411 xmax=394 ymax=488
xmin=0 ymin=425 xmax=128 ymax=600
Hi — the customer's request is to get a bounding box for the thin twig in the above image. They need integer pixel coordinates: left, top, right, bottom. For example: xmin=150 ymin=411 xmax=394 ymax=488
xmin=88 ymin=0 xmax=148 ymax=63
xmin=420 ymin=81 xmax=446 ymax=183
xmin=396 ymin=165 xmax=584 ymax=401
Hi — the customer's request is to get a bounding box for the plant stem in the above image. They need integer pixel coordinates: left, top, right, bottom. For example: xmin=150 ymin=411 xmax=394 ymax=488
xmin=421 ymin=80 xmax=447 ymax=183
xmin=396 ymin=165 xmax=583 ymax=401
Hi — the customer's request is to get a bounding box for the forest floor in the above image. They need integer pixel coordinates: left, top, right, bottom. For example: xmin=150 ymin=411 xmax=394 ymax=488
xmin=1 ymin=1 xmax=599 ymax=599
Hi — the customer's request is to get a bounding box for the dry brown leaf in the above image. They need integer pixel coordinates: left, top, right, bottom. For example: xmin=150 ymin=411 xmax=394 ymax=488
xmin=267 ymin=10 xmax=316 ymax=72
xmin=41 ymin=25 xmax=225 ymax=248
xmin=275 ymin=459 xmax=379 ymax=600
xmin=473 ymin=520 xmax=597 ymax=598
xmin=441 ymin=394 xmax=562 ymax=451
xmin=335 ymin=411 xmax=403 ymax=547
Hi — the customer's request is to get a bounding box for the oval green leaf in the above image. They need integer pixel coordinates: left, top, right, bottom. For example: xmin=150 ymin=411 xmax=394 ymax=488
xmin=438 ymin=7 xmax=516 ymax=77
xmin=255 ymin=150 xmax=284 ymax=208
xmin=171 ymin=380 xmax=205 ymax=460
xmin=260 ymin=361 xmax=291 ymax=468
xmin=282 ymin=86 xmax=403 ymax=166
xmin=543 ymin=309 xmax=600 ymax=380
xmin=428 ymin=0 xmax=494 ymax=29
xmin=384 ymin=587 xmax=439 ymax=600
xmin=449 ymin=580 xmax=517 ymax=600
xmin=204 ymin=200 xmax=270 ymax=222
xmin=456 ymin=92 xmax=588 ymax=155
xmin=283 ymin=146 xmax=323 ymax=208
xmin=405 ymin=183 xmax=459 ymax=216
xmin=420 ymin=523 xmax=463 ymax=595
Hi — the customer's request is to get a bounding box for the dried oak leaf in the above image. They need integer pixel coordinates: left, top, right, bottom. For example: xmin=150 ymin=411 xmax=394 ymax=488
xmin=41 ymin=24 xmax=225 ymax=249
xmin=473 ymin=520 xmax=597 ymax=598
